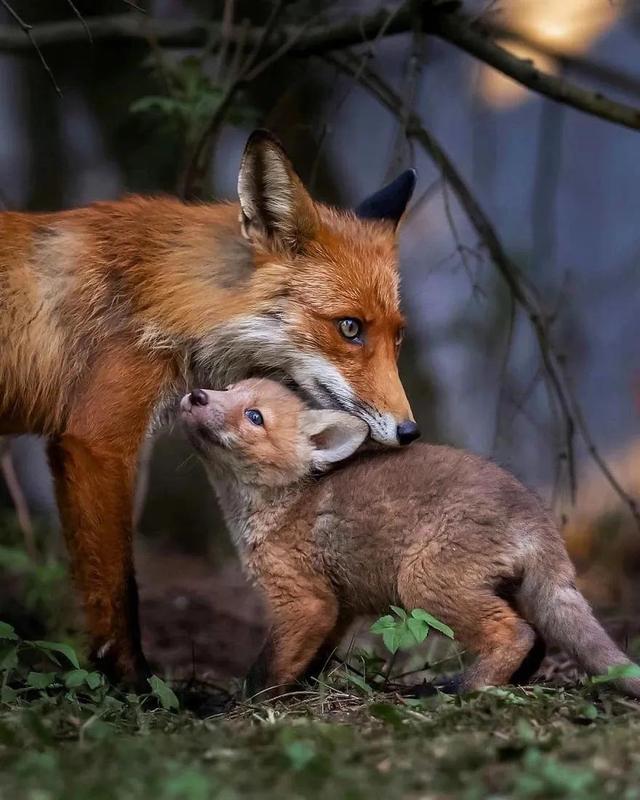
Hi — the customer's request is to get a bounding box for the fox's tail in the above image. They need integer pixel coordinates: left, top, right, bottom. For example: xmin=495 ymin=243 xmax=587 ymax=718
xmin=517 ymin=553 xmax=640 ymax=698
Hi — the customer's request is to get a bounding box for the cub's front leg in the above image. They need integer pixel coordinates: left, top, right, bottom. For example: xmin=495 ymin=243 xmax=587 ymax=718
xmin=245 ymin=563 xmax=339 ymax=699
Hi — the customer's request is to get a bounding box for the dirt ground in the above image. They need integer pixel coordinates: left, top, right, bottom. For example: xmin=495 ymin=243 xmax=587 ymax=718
xmin=137 ymin=544 xmax=267 ymax=682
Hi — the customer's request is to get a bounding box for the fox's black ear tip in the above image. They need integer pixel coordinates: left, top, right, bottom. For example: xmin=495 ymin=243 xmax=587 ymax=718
xmin=354 ymin=168 xmax=418 ymax=225
xmin=404 ymin=168 xmax=418 ymax=189
xmin=245 ymin=128 xmax=284 ymax=152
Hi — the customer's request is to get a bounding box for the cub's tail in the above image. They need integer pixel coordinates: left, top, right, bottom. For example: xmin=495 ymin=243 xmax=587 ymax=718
xmin=518 ymin=558 xmax=640 ymax=698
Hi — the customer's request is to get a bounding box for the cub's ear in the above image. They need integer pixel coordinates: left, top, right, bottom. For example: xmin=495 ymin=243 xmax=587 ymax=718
xmin=303 ymin=410 xmax=369 ymax=470
xmin=238 ymin=129 xmax=318 ymax=251
xmin=355 ymin=169 xmax=417 ymax=229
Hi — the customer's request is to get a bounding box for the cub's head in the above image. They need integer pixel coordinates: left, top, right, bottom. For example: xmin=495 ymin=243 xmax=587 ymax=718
xmin=199 ymin=130 xmax=420 ymax=448
xmin=180 ymin=379 xmax=368 ymax=487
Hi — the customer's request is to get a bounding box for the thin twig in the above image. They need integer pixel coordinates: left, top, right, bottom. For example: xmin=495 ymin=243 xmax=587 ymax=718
xmin=65 ymin=0 xmax=92 ymax=44
xmin=0 ymin=0 xmax=61 ymax=95
xmin=386 ymin=0 xmax=425 ymax=180
xmin=329 ymin=51 xmax=640 ymax=528
xmin=215 ymin=0 xmax=235 ymax=83
xmin=181 ymin=5 xmax=311 ymax=199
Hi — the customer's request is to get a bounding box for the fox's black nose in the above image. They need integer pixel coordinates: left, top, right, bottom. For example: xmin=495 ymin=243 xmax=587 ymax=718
xmin=397 ymin=421 xmax=420 ymax=445
xmin=189 ymin=388 xmax=209 ymax=407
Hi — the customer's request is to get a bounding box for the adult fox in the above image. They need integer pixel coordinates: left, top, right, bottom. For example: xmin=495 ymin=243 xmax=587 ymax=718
xmin=0 ymin=130 xmax=418 ymax=686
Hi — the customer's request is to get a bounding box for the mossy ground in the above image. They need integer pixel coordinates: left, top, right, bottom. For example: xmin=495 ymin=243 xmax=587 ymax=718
xmin=2 ymin=512 xmax=640 ymax=800
xmin=1 ymin=680 xmax=640 ymax=800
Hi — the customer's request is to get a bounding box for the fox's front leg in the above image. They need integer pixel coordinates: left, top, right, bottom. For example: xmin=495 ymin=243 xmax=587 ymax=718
xmin=48 ymin=350 xmax=169 ymax=687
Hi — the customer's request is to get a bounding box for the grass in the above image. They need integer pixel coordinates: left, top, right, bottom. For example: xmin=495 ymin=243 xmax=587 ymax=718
xmin=1 ymin=677 xmax=640 ymax=800
xmin=2 ymin=512 xmax=640 ymax=799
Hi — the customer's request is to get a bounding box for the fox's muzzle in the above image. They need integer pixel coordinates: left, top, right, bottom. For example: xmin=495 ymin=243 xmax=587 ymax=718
xmin=396 ymin=420 xmax=420 ymax=445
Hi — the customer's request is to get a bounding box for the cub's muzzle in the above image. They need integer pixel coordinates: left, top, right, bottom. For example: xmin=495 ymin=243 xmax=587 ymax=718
xmin=180 ymin=388 xmax=228 ymax=447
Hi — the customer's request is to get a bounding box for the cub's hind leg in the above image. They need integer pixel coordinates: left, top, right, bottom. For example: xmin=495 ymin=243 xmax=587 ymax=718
xmin=400 ymin=573 xmax=538 ymax=693
xmin=448 ymin=596 xmax=538 ymax=692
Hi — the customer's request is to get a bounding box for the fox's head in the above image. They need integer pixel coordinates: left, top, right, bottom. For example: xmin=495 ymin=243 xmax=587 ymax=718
xmin=194 ymin=130 xmax=418 ymax=446
xmin=180 ymin=379 xmax=369 ymax=487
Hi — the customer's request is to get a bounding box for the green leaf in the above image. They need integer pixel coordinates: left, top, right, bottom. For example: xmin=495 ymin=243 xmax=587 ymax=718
xmin=382 ymin=627 xmax=400 ymax=654
xmin=1 ymin=685 xmax=17 ymax=704
xmin=406 ymin=617 xmax=429 ymax=644
xmin=283 ymin=740 xmax=316 ymax=771
xmin=410 ymin=609 xmax=455 ymax=639
xmin=370 ymin=615 xmax=395 ymax=634
xmin=369 ymin=702 xmax=407 ymax=728
xmin=591 ymin=663 xmax=640 ymax=684
xmin=0 ymin=622 xmax=17 ymax=641
xmin=26 ymin=671 xmax=57 ymax=689
xmin=86 ymin=672 xmax=103 ymax=690
xmin=343 ymin=671 xmax=373 ymax=696
xmin=0 ymin=644 xmax=18 ymax=671
xmin=0 ymin=546 xmax=31 ymax=572
xmin=64 ymin=669 xmax=89 ymax=689
xmin=580 ymin=703 xmax=599 ymax=720
xmin=390 ymin=605 xmax=407 ymax=620
xmin=32 ymin=640 xmax=80 ymax=669
xmin=396 ymin=624 xmax=421 ymax=651
xmin=148 ymin=675 xmax=179 ymax=710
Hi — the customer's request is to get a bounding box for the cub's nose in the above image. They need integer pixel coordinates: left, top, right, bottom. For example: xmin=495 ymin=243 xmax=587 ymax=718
xmin=397 ymin=420 xmax=420 ymax=446
xmin=189 ymin=388 xmax=209 ymax=407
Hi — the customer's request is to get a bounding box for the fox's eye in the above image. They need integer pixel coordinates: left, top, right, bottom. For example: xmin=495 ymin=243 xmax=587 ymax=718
xmin=244 ymin=409 xmax=264 ymax=426
xmin=337 ymin=318 xmax=362 ymax=342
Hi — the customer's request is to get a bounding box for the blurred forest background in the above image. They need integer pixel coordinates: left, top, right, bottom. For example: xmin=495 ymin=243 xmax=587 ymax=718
xmin=0 ymin=0 xmax=639 ymax=682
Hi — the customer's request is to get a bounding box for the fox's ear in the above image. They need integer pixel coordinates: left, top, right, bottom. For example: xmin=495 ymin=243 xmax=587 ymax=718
xmin=303 ymin=410 xmax=369 ymax=470
xmin=238 ymin=129 xmax=318 ymax=251
xmin=355 ymin=169 xmax=417 ymax=229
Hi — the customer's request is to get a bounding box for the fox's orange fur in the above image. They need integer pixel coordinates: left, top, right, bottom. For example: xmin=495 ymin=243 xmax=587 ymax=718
xmin=0 ymin=131 xmax=417 ymax=684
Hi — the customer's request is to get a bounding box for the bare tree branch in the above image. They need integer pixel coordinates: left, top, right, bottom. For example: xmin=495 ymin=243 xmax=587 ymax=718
xmin=428 ymin=11 xmax=640 ymax=131
xmin=180 ymin=1 xmax=306 ymax=199
xmin=1 ymin=3 xmax=640 ymax=131
xmin=492 ymin=24 xmax=640 ymax=102
xmin=328 ymin=51 xmax=640 ymax=528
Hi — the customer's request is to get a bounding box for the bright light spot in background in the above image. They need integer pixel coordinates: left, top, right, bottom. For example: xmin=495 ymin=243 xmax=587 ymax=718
xmin=479 ymin=0 xmax=620 ymax=108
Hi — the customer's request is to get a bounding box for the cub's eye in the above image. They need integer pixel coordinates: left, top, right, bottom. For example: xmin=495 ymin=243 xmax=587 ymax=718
xmin=337 ymin=318 xmax=363 ymax=342
xmin=244 ymin=409 xmax=264 ymax=426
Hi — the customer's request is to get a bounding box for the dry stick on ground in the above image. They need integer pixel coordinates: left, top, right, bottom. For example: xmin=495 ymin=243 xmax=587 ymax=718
xmin=0 ymin=443 xmax=36 ymax=560
xmin=328 ymin=52 xmax=640 ymax=528
xmin=2 ymin=2 xmax=640 ymax=131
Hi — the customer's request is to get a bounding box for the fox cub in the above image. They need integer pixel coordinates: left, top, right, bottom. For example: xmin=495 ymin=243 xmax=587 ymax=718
xmin=181 ymin=379 xmax=640 ymax=698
